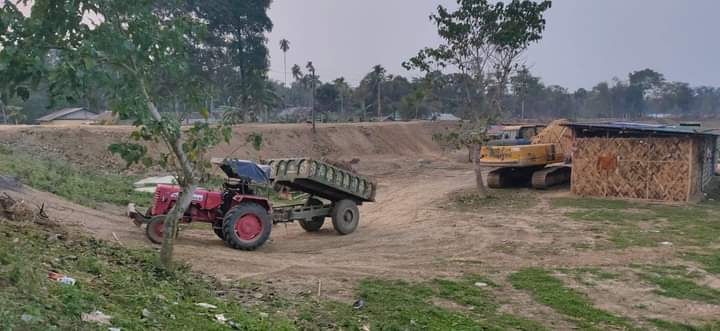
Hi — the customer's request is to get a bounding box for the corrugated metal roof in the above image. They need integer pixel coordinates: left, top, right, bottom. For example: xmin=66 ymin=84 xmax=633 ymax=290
xmin=36 ymin=107 xmax=96 ymax=122
xmin=564 ymin=122 xmax=720 ymax=137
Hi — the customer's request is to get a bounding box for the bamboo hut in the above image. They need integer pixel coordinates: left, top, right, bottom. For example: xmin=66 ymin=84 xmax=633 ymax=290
xmin=564 ymin=122 xmax=719 ymax=202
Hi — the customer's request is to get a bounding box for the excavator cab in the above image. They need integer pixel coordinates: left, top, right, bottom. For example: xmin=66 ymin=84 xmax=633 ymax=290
xmin=480 ymin=122 xmax=571 ymax=189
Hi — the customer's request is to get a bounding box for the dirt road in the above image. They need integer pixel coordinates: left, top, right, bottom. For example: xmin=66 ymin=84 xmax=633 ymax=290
xmin=5 ymin=158 xmax=675 ymax=298
xmin=2 ymin=159 xmax=478 ymax=294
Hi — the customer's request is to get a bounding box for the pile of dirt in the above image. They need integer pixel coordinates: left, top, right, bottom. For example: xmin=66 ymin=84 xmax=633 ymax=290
xmin=320 ymin=158 xmax=360 ymax=173
xmin=532 ymin=119 xmax=573 ymax=155
xmin=0 ymin=122 xmax=449 ymax=175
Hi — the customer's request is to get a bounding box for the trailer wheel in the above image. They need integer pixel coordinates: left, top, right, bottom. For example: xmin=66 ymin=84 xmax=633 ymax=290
xmin=223 ymin=202 xmax=272 ymax=251
xmin=299 ymin=198 xmax=325 ymax=232
xmin=146 ymin=216 xmax=166 ymax=244
xmin=331 ymin=199 xmax=359 ymax=235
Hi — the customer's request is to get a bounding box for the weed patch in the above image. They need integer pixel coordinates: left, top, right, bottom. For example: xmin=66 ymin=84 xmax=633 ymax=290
xmin=639 ymin=272 xmax=720 ymax=305
xmin=681 ymin=251 xmax=720 ymax=275
xmin=553 ymin=198 xmax=720 ymax=248
xmin=452 ymin=188 xmax=539 ymax=211
xmin=0 ymin=148 xmax=150 ymax=208
xmin=509 ymin=268 xmax=634 ymax=330
xmin=297 ymin=276 xmax=545 ymax=331
xmin=0 ymin=221 xmax=292 ymax=330
xmin=649 ymin=318 xmax=720 ymax=331
xmin=561 ymin=267 xmax=621 ymax=286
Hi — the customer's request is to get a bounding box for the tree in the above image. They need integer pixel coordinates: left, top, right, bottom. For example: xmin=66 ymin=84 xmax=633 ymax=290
xmin=510 ymin=66 xmax=543 ymax=119
xmin=372 ymin=65 xmax=386 ymax=119
xmin=626 ymin=69 xmax=664 ymax=117
xmin=316 ymin=83 xmax=340 ymax=113
xmin=405 ymin=0 xmax=552 ymax=197
xmin=246 ymin=132 xmax=264 ymax=161
xmin=333 ymin=77 xmax=351 ymax=116
xmin=0 ymin=0 xmax=273 ymax=268
xmin=279 ymin=39 xmax=290 ymax=86
xmin=305 ymin=61 xmax=317 ymax=132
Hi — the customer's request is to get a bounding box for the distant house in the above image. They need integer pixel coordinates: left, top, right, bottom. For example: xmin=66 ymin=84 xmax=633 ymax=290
xmin=427 ymin=112 xmax=461 ymax=121
xmin=277 ymin=107 xmax=312 ymax=122
xmin=36 ymin=107 xmax=97 ymax=125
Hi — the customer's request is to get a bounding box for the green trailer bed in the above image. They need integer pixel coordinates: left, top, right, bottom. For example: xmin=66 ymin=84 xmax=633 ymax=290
xmin=267 ymin=158 xmax=377 ymax=203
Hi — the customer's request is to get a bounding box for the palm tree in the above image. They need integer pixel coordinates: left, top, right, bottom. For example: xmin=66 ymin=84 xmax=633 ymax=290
xmin=372 ymin=65 xmax=386 ymax=119
xmin=305 ymin=61 xmax=317 ymax=133
xmin=279 ymin=39 xmax=290 ymax=86
xmin=333 ymin=77 xmax=350 ymax=115
xmin=291 ymin=64 xmax=303 ymax=82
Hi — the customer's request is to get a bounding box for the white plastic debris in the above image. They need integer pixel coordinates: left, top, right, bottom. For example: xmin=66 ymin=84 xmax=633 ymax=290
xmin=195 ymin=303 xmax=217 ymax=309
xmin=81 ymin=311 xmax=112 ymax=325
xmin=215 ymin=314 xmax=227 ymax=323
xmin=109 ymin=328 xmax=121 ymax=331
xmin=474 ymin=282 xmax=489 ymax=287
xmin=133 ymin=176 xmax=177 ymax=188
xmin=20 ymin=314 xmax=33 ymax=322
xmin=141 ymin=308 xmax=151 ymax=318
xmin=48 ymin=272 xmax=76 ymax=286
xmin=660 ymin=241 xmax=673 ymax=246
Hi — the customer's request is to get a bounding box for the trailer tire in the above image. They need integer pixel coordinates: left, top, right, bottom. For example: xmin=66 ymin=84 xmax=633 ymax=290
xmin=299 ymin=198 xmax=325 ymax=232
xmin=331 ymin=199 xmax=359 ymax=235
xmin=223 ymin=202 xmax=272 ymax=251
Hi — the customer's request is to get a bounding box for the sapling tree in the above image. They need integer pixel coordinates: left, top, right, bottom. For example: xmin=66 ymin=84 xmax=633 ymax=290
xmin=404 ymin=0 xmax=551 ymax=197
xmin=0 ymin=0 xmax=270 ymax=268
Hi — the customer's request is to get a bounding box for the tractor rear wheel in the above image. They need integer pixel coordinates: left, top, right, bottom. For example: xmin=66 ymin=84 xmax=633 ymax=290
xmin=146 ymin=216 xmax=166 ymax=244
xmin=298 ymin=198 xmax=325 ymax=232
xmin=222 ymin=202 xmax=272 ymax=251
xmin=331 ymin=199 xmax=359 ymax=235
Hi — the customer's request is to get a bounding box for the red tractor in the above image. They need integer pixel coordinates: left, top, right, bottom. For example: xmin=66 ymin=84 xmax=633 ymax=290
xmin=128 ymin=159 xmax=376 ymax=250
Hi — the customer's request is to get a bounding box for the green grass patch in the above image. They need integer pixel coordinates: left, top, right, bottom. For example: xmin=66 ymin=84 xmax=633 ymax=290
xmin=297 ymin=276 xmax=546 ymax=331
xmin=639 ymin=272 xmax=720 ymax=305
xmin=561 ymin=267 xmax=621 ymax=287
xmin=452 ymin=188 xmax=539 ymax=211
xmin=681 ymin=251 xmax=720 ymax=275
xmin=553 ymin=197 xmax=640 ymax=210
xmin=649 ymin=318 xmax=720 ymax=331
xmin=509 ymin=268 xmax=635 ymax=330
xmin=0 ymin=221 xmax=292 ymax=330
xmin=553 ymin=197 xmax=720 ymax=248
xmin=0 ymin=147 xmax=150 ymax=208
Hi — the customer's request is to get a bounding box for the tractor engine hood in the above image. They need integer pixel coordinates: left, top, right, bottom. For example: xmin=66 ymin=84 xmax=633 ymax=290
xmin=219 ymin=160 xmax=271 ymax=183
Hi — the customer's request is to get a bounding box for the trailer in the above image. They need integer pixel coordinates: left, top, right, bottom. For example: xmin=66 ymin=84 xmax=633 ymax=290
xmin=128 ymin=158 xmax=377 ymax=250
xmin=266 ymin=158 xmax=376 ymax=234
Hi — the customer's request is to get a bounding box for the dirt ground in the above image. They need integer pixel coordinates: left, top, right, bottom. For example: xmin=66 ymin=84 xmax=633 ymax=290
xmin=2 ymin=121 xmax=719 ymax=327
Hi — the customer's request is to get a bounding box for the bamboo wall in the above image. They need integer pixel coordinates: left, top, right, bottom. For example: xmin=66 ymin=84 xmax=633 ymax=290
xmin=571 ymin=137 xmax=699 ymax=202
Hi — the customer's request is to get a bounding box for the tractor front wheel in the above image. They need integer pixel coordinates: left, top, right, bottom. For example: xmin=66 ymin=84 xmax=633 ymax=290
xmin=222 ymin=202 xmax=272 ymax=251
xmin=146 ymin=216 xmax=166 ymax=244
xmin=212 ymin=221 xmax=226 ymax=240
xmin=331 ymin=200 xmax=359 ymax=235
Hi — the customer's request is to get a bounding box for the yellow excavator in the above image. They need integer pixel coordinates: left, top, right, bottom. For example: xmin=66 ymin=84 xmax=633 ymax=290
xmin=479 ymin=120 xmax=572 ymax=189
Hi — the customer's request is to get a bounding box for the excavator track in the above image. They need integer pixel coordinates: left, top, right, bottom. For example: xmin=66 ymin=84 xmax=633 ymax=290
xmin=531 ymin=166 xmax=571 ymax=189
xmin=487 ymin=167 xmax=542 ymax=188
xmin=487 ymin=171 xmax=502 ymax=188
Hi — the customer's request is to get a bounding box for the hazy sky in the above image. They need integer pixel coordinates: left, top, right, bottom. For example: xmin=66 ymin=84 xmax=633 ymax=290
xmin=267 ymin=0 xmax=720 ymax=90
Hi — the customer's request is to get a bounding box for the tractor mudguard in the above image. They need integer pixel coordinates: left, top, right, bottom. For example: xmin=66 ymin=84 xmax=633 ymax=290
xmin=232 ymin=195 xmax=272 ymax=212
